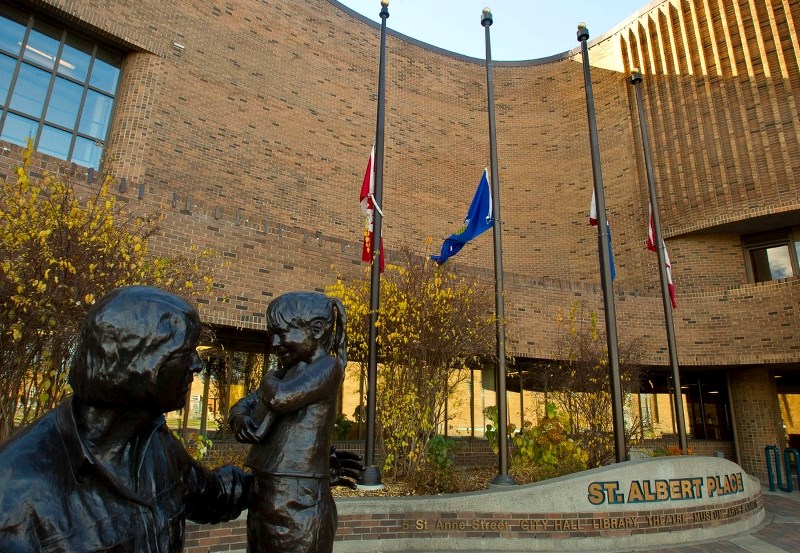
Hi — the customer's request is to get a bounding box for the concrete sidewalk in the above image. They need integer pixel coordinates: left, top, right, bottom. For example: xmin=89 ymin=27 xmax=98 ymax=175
xmin=618 ymin=489 xmax=800 ymax=553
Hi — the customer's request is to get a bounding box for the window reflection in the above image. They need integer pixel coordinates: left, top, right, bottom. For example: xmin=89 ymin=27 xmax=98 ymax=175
xmin=79 ymin=90 xmax=112 ymax=138
xmin=38 ymin=125 xmax=72 ymax=158
xmin=0 ymin=54 xmax=15 ymax=104
xmin=9 ymin=63 xmax=50 ymax=118
xmin=45 ymin=77 xmax=83 ymax=128
xmin=23 ymin=22 xmax=61 ymax=70
xmin=0 ymin=5 xmax=26 ymax=56
xmin=743 ymin=228 xmax=800 ymax=284
xmin=90 ymin=50 xmax=122 ymax=94
xmin=72 ymin=136 xmax=102 ymax=168
xmin=0 ymin=113 xmax=36 ymax=146
xmin=58 ymin=35 xmax=91 ymax=81
xmin=750 ymin=245 xmax=792 ymax=282
xmin=0 ymin=7 xmax=121 ymax=169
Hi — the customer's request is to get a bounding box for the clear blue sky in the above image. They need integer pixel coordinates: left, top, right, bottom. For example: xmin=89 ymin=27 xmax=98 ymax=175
xmin=337 ymin=0 xmax=651 ymax=61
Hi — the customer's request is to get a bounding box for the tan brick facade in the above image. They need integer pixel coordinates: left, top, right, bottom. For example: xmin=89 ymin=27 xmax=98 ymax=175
xmin=1 ymin=0 xmax=798 ymax=478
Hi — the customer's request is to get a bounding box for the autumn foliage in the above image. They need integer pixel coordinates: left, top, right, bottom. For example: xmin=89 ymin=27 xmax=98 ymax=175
xmin=327 ymin=244 xmax=497 ymax=477
xmin=0 ymin=144 xmax=217 ymax=441
xmin=544 ymin=300 xmax=644 ymax=467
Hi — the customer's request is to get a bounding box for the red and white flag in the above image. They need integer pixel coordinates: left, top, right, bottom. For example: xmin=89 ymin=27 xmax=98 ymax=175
xmin=589 ymin=189 xmax=598 ymax=226
xmin=360 ymin=146 xmax=384 ymax=272
xmin=648 ymin=204 xmax=677 ymax=308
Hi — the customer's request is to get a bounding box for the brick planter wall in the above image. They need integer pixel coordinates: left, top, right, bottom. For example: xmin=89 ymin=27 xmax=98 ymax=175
xmin=185 ymin=456 xmax=764 ymax=552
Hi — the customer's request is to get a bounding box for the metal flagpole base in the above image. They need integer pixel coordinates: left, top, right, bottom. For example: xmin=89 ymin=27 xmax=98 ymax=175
xmin=357 ymin=465 xmax=384 ymax=491
xmin=489 ymin=473 xmax=518 ymax=488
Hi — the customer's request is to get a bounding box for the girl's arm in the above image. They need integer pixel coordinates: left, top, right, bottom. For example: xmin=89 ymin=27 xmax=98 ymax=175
xmin=265 ymin=356 xmax=343 ymax=414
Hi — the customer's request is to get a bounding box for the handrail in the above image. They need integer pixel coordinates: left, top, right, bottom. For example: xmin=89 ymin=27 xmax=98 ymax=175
xmin=765 ymin=445 xmax=799 ymax=493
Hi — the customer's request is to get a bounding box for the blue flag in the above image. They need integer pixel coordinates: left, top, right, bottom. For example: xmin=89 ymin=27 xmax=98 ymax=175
xmin=431 ymin=169 xmax=494 ymax=265
xmin=607 ymin=222 xmax=617 ymax=281
xmin=590 ymin=190 xmax=616 ymax=281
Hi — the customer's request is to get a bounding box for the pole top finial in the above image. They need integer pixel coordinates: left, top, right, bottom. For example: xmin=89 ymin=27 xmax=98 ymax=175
xmin=577 ymin=22 xmax=589 ymax=42
xmin=630 ymin=68 xmax=643 ymax=84
xmin=481 ymin=7 xmax=493 ymax=27
xmin=380 ymin=0 xmax=388 ymax=7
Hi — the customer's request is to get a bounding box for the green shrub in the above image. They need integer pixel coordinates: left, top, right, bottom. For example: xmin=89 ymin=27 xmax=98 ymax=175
xmin=483 ymin=403 xmax=588 ymax=483
xmin=332 ymin=413 xmax=354 ymax=441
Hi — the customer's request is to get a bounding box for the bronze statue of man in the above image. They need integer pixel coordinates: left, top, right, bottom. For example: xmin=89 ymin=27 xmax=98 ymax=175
xmin=0 ymin=286 xmax=251 ymax=552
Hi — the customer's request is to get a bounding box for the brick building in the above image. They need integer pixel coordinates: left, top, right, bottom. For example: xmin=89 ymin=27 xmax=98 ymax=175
xmin=0 ymin=0 xmax=797 ymax=482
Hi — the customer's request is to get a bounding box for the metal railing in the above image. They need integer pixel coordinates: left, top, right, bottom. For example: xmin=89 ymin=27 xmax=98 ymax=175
xmin=765 ymin=445 xmax=800 ymax=492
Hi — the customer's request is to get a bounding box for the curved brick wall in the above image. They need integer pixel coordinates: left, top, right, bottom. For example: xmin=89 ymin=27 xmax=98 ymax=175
xmin=1 ymin=0 xmax=797 ymax=367
xmin=183 ymin=456 xmax=764 ymax=552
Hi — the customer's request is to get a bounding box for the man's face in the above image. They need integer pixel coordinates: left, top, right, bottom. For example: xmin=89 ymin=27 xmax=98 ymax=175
xmin=155 ymin=320 xmax=203 ymax=412
xmin=270 ymin=320 xmax=318 ymax=369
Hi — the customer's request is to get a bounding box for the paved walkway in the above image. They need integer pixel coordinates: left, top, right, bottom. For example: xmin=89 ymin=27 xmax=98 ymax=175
xmin=615 ymin=488 xmax=800 ymax=553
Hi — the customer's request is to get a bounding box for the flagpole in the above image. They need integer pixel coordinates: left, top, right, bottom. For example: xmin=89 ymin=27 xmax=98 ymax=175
xmin=482 ymin=7 xmax=515 ymax=486
xmin=629 ymin=70 xmax=688 ymax=454
xmin=362 ymin=0 xmax=389 ymax=488
xmin=577 ymin=23 xmax=626 ymax=464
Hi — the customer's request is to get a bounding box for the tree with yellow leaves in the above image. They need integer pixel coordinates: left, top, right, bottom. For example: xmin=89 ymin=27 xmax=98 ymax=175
xmin=533 ymin=300 xmax=644 ymax=467
xmin=327 ymin=244 xmax=497 ymax=478
xmin=0 ymin=144 xmax=216 ymax=442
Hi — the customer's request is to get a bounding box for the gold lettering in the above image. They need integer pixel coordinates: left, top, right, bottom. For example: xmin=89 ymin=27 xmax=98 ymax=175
xmin=669 ymin=479 xmax=681 ymax=499
xmin=643 ymin=480 xmax=656 ymax=501
xmin=680 ymin=479 xmax=694 ymax=499
xmin=722 ymin=474 xmax=732 ymax=495
xmin=521 ymin=519 xmax=547 ymax=531
xmin=472 ymin=519 xmax=507 ymax=531
xmin=707 ymin=475 xmax=718 ymax=497
xmin=603 ymin=482 xmax=624 ymax=504
xmin=435 ymin=520 xmax=467 ymax=531
xmin=692 ymin=477 xmax=704 ymax=498
xmin=553 ymin=519 xmax=578 ymax=531
xmin=628 ymin=481 xmax=645 ymax=503
xmin=655 ymin=480 xmax=669 ymax=500
xmin=588 ymin=482 xmax=604 ymax=505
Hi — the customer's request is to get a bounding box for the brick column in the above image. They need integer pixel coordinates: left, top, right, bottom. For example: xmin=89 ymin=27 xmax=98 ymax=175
xmin=104 ymin=52 xmax=165 ymax=184
xmin=728 ymin=366 xmax=784 ymax=483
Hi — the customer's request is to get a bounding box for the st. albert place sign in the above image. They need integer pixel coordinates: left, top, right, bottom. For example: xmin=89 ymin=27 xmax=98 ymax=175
xmin=330 ymin=456 xmax=763 ymax=552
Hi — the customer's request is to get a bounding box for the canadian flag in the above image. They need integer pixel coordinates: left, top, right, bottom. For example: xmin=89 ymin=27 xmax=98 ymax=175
xmin=360 ymin=146 xmax=384 ymax=272
xmin=648 ymin=204 xmax=677 ymax=308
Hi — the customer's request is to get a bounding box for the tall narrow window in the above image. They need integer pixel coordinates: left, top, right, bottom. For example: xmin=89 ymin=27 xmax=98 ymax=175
xmin=0 ymin=4 xmax=121 ymax=169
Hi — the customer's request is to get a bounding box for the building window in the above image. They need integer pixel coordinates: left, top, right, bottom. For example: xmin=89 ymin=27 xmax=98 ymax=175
xmin=0 ymin=3 xmax=121 ymax=169
xmin=743 ymin=228 xmax=800 ymax=283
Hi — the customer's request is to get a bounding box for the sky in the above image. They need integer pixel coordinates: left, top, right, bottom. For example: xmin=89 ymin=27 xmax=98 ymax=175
xmin=337 ymin=0 xmax=652 ymax=61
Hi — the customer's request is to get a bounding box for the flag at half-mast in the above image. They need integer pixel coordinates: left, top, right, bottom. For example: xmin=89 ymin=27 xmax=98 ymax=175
xmin=589 ymin=189 xmax=617 ymax=281
xmin=431 ymin=168 xmax=494 ymax=265
xmin=648 ymin=203 xmax=677 ymax=308
xmin=360 ymin=145 xmax=384 ymax=272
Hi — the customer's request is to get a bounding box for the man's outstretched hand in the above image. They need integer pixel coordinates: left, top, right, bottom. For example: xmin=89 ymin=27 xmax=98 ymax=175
xmin=329 ymin=447 xmax=363 ymax=489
